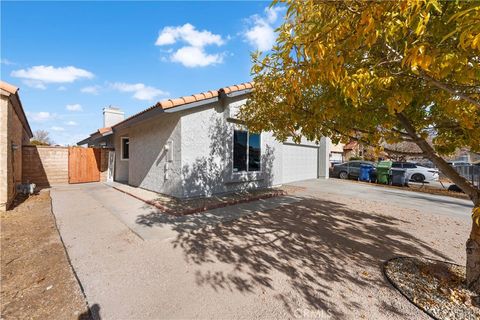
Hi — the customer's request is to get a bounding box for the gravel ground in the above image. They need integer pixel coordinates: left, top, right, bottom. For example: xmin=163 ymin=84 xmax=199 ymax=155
xmin=384 ymin=257 xmax=480 ymax=320
xmin=1 ymin=191 xmax=88 ymax=320
xmin=51 ymin=180 xmax=472 ymax=319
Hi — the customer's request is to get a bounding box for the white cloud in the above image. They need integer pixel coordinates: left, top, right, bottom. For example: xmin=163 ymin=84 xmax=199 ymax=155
xmin=265 ymin=6 xmax=284 ymax=24
xmin=57 ymin=86 xmax=67 ymax=91
xmin=244 ymin=6 xmax=285 ymax=52
xmin=81 ymin=85 xmax=101 ymax=95
xmin=11 ymin=65 xmax=94 ymax=88
xmin=155 ymin=23 xmax=225 ymax=68
xmin=26 ymin=111 xmax=56 ymax=123
xmin=65 ymin=121 xmax=77 ymax=126
xmin=245 ymin=21 xmax=276 ymax=52
xmin=111 ymin=82 xmax=168 ymax=101
xmin=51 ymin=126 xmax=65 ymax=132
xmin=171 ymin=46 xmax=223 ymax=68
xmin=66 ymin=104 xmax=83 ymax=112
xmin=155 ymin=23 xmax=224 ymax=47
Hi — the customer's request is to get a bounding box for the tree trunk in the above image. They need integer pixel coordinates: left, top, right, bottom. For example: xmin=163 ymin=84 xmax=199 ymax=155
xmin=396 ymin=112 xmax=480 ymax=293
xmin=467 ymin=206 xmax=480 ymax=294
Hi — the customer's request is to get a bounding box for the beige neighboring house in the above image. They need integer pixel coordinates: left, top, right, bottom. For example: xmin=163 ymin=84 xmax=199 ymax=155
xmin=343 ymin=141 xmax=362 ymax=160
xmin=1 ymin=81 xmax=33 ymax=211
xmin=330 ymin=142 xmax=344 ymax=165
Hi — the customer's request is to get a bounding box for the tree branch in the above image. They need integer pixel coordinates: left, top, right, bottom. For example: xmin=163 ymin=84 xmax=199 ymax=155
xmin=396 ymin=112 xmax=479 ymax=204
xmin=328 ymin=126 xmax=425 ymax=156
xmin=384 ymin=43 xmax=480 ymax=109
xmin=419 ymin=72 xmax=480 ymax=109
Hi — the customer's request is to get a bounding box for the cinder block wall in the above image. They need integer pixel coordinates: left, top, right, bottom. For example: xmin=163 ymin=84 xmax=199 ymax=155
xmin=11 ymin=109 xmax=26 ymax=189
xmin=22 ymin=146 xmax=69 ymax=187
xmin=0 ymin=96 xmax=9 ymax=210
xmin=0 ymin=95 xmax=31 ymax=210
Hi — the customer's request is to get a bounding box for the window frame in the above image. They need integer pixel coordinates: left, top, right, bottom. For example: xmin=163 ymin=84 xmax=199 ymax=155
xmin=120 ymin=136 xmax=129 ymax=161
xmin=232 ymin=129 xmax=262 ymax=173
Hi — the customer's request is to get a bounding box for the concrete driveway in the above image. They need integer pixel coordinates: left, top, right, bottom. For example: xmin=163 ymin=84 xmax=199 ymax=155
xmin=292 ymin=179 xmax=472 ymax=217
xmin=51 ymin=180 xmax=472 ymax=319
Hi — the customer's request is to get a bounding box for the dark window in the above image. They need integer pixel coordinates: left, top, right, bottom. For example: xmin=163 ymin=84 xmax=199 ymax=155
xmin=121 ymin=138 xmax=129 ymax=160
xmin=233 ymin=131 xmax=247 ymax=172
xmin=403 ymin=163 xmax=416 ymax=168
xmin=392 ymin=162 xmax=402 ymax=168
xmin=349 ymin=162 xmax=361 ymax=168
xmin=233 ymin=130 xmax=261 ymax=172
xmin=248 ymin=133 xmax=261 ymax=171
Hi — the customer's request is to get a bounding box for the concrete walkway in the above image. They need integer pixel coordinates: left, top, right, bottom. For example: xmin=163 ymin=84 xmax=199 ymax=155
xmin=52 ymin=183 xmax=299 ymax=241
xmin=50 ymin=180 xmax=472 ymax=319
xmin=51 ymin=183 xmax=300 ymax=319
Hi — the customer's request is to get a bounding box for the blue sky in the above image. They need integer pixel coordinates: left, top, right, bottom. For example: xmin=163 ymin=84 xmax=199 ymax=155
xmin=1 ymin=1 xmax=283 ymax=145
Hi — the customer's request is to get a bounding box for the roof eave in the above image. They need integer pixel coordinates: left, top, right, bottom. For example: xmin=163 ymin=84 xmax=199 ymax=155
xmin=223 ymin=88 xmax=253 ymax=98
xmin=110 ymin=81 xmax=253 ymax=132
xmin=114 ymin=96 xmax=220 ymax=130
xmin=163 ymin=96 xmax=219 ymax=113
xmin=77 ymin=137 xmax=91 ymax=145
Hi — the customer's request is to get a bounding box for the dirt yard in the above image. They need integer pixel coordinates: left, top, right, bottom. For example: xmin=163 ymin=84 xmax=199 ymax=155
xmin=1 ymin=191 xmax=88 ymax=319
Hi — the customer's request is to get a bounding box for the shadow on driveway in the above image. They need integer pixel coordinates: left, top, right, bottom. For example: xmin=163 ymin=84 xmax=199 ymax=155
xmin=136 ymin=197 xmax=450 ymax=318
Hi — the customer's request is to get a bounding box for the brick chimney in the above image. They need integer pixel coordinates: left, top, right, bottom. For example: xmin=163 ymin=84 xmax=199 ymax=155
xmin=103 ymin=106 xmax=124 ymax=127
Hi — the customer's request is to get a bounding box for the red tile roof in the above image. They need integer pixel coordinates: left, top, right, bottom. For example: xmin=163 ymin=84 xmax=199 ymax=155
xmin=221 ymin=82 xmax=253 ymax=94
xmin=98 ymin=127 xmax=112 ymax=135
xmin=113 ymin=81 xmax=253 ymax=128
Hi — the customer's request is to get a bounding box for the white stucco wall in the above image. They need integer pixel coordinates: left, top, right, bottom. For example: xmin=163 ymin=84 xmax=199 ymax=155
xmin=114 ymin=113 xmax=183 ymax=197
xmin=113 ymin=94 xmax=326 ymax=198
xmin=180 ymin=97 xmax=283 ymax=198
xmin=129 ymin=113 xmax=182 ymax=197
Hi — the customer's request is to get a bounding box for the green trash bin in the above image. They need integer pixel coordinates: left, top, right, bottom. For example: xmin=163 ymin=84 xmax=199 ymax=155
xmin=376 ymin=161 xmax=392 ymax=184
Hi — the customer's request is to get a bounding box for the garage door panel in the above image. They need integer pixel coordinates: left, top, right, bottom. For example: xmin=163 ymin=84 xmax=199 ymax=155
xmin=283 ymin=144 xmax=318 ymax=183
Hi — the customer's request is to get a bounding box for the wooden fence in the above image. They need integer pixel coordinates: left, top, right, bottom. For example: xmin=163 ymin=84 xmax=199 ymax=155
xmin=22 ymin=146 xmax=111 ymax=187
xmin=68 ymin=147 xmax=100 ymax=184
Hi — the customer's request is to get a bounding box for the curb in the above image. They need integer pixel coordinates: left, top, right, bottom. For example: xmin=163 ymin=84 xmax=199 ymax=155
xmin=111 ymin=186 xmax=286 ymax=216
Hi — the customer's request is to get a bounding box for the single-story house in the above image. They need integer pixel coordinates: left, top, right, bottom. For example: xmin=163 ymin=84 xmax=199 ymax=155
xmin=1 ymin=81 xmax=33 ymax=210
xmin=78 ymin=82 xmax=331 ymax=198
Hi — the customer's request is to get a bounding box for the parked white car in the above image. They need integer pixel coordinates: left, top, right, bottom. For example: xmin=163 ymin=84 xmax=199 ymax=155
xmin=392 ymin=162 xmax=439 ymax=182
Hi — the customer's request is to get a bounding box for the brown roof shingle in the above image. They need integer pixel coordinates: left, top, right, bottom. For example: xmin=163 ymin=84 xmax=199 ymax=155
xmin=343 ymin=141 xmax=358 ymax=150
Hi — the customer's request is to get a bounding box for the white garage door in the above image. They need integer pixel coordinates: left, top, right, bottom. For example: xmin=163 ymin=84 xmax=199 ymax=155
xmin=283 ymin=144 xmax=318 ymax=183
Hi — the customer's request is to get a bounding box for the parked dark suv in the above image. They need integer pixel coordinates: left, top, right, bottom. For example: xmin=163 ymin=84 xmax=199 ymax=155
xmin=333 ymin=160 xmax=376 ymax=180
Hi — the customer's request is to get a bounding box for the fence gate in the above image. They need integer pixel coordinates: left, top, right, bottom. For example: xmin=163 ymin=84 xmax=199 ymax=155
xmin=68 ymin=147 xmax=101 ymax=184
